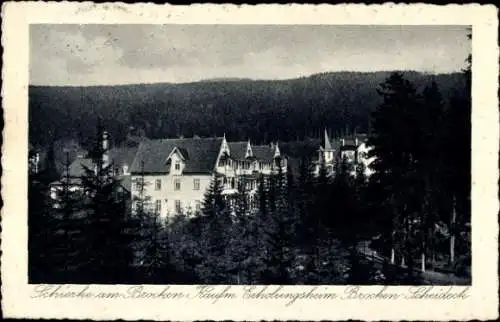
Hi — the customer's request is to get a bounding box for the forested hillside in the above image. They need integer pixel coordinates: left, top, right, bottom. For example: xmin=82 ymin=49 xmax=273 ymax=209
xmin=29 ymin=71 xmax=465 ymax=149
xmin=29 ymin=69 xmax=471 ymax=285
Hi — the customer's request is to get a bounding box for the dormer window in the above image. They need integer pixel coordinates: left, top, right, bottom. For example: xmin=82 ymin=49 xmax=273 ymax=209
xmin=166 ymin=147 xmax=186 ymax=173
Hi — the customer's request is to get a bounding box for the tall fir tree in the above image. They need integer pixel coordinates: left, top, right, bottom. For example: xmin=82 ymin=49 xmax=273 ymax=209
xmin=139 ymin=213 xmax=172 ymax=283
xmin=368 ymin=72 xmax=422 ymax=269
xmin=196 ymin=175 xmax=233 ymax=283
xmin=28 ymin=159 xmax=55 ymax=282
xmin=52 ymin=152 xmax=86 ymax=281
xmin=260 ymin=159 xmax=298 ymax=284
xmin=417 ymin=80 xmax=445 ymax=271
xmin=441 ymin=31 xmax=471 ymax=265
xmin=228 ymin=177 xmax=263 ymax=284
xmin=80 ymin=122 xmax=135 ymax=283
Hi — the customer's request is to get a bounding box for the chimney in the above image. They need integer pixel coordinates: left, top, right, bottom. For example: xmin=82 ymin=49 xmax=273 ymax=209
xmin=103 ymin=131 xmax=110 ymax=151
xmin=102 ymin=131 xmax=110 ymax=167
xmin=355 ymin=138 xmax=358 ymax=146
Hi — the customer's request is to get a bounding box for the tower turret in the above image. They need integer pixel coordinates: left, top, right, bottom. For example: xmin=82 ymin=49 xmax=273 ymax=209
xmin=324 ymin=128 xmax=333 ymax=151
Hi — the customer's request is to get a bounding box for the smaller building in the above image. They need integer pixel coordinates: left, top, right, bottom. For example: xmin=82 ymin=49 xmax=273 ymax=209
xmin=315 ymin=129 xmax=375 ymax=178
xmin=49 ymin=132 xmax=137 ymax=206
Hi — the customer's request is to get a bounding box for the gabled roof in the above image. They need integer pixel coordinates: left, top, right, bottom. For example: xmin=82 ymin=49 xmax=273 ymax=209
xmin=321 ymin=139 xmax=341 ymax=152
xmin=321 ymin=133 xmax=369 ymax=152
xmin=337 ymin=134 xmax=368 ymax=151
xmin=343 ymin=134 xmax=368 ymax=146
xmin=130 ymin=137 xmax=224 ymax=174
xmin=166 ymin=146 xmax=188 ymax=162
xmin=57 ymin=153 xmax=135 ymax=191
xmin=227 ymin=142 xmax=248 ymax=160
xmin=108 ymin=147 xmax=138 ymax=167
xmin=253 ymin=145 xmax=277 ymax=160
xmin=228 ymin=142 xmax=277 ymax=161
xmin=64 ymin=158 xmax=94 ymax=178
xmin=117 ymin=175 xmax=132 ymax=192
xmin=62 ymin=146 xmax=137 ymax=178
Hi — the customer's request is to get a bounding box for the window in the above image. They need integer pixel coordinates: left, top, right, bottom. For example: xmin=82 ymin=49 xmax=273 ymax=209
xmin=175 ymin=200 xmax=181 ymax=213
xmin=219 ymin=159 xmax=228 ymax=167
xmin=195 ymin=200 xmax=201 ymax=212
xmin=155 ymin=200 xmax=161 ymax=214
xmin=174 ymin=178 xmax=181 ymax=191
xmin=193 ymin=178 xmax=200 ymax=190
xmin=135 ymin=178 xmax=144 ymax=191
xmin=155 ymin=179 xmax=161 ymax=190
xmin=175 ymin=161 xmax=180 ymax=171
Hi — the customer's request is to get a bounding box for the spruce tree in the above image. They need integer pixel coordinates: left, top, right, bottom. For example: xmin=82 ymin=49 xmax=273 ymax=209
xmin=196 ymin=175 xmax=232 ymax=283
xmin=369 ymin=72 xmax=421 ymax=271
xmin=167 ymin=211 xmax=201 ymax=283
xmin=228 ymin=177 xmax=263 ymax=284
xmin=52 ymin=152 xmax=86 ymax=282
xmin=80 ymin=122 xmax=135 ymax=283
xmin=417 ymin=81 xmax=445 ymax=271
xmin=441 ymin=33 xmax=471 ymax=266
xmin=28 ymin=159 xmax=55 ymax=282
xmin=295 ymin=157 xmax=323 ymax=283
xmin=260 ymin=159 xmax=297 ymax=284
xmin=140 ymin=213 xmax=172 ymax=283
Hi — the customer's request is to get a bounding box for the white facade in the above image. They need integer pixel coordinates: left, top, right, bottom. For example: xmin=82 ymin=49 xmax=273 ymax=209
xmin=131 ymin=148 xmax=212 ymax=218
xmin=131 ymin=173 xmax=212 ymax=218
xmin=130 ymin=136 xmax=286 ymax=217
xmin=356 ymin=142 xmax=376 ymax=177
xmin=214 ymin=138 xmax=286 ymax=197
xmin=315 ymin=130 xmax=375 ymax=178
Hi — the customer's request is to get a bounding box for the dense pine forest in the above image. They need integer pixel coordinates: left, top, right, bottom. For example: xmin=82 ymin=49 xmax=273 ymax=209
xmin=28 ymin=66 xmax=471 ymax=284
xmin=29 ymin=71 xmax=465 ymax=149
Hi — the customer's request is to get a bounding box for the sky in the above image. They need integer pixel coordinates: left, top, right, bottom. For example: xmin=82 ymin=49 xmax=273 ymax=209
xmin=30 ymin=24 xmax=471 ymax=86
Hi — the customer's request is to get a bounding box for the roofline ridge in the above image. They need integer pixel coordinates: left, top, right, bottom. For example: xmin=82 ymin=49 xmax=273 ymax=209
xmin=152 ymin=136 xmax=224 ymax=141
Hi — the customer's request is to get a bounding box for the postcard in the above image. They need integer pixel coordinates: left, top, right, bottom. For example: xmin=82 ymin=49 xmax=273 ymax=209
xmin=1 ymin=2 xmax=498 ymax=320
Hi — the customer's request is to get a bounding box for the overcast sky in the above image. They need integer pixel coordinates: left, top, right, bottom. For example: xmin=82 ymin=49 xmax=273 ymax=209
xmin=30 ymin=24 xmax=470 ymax=86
